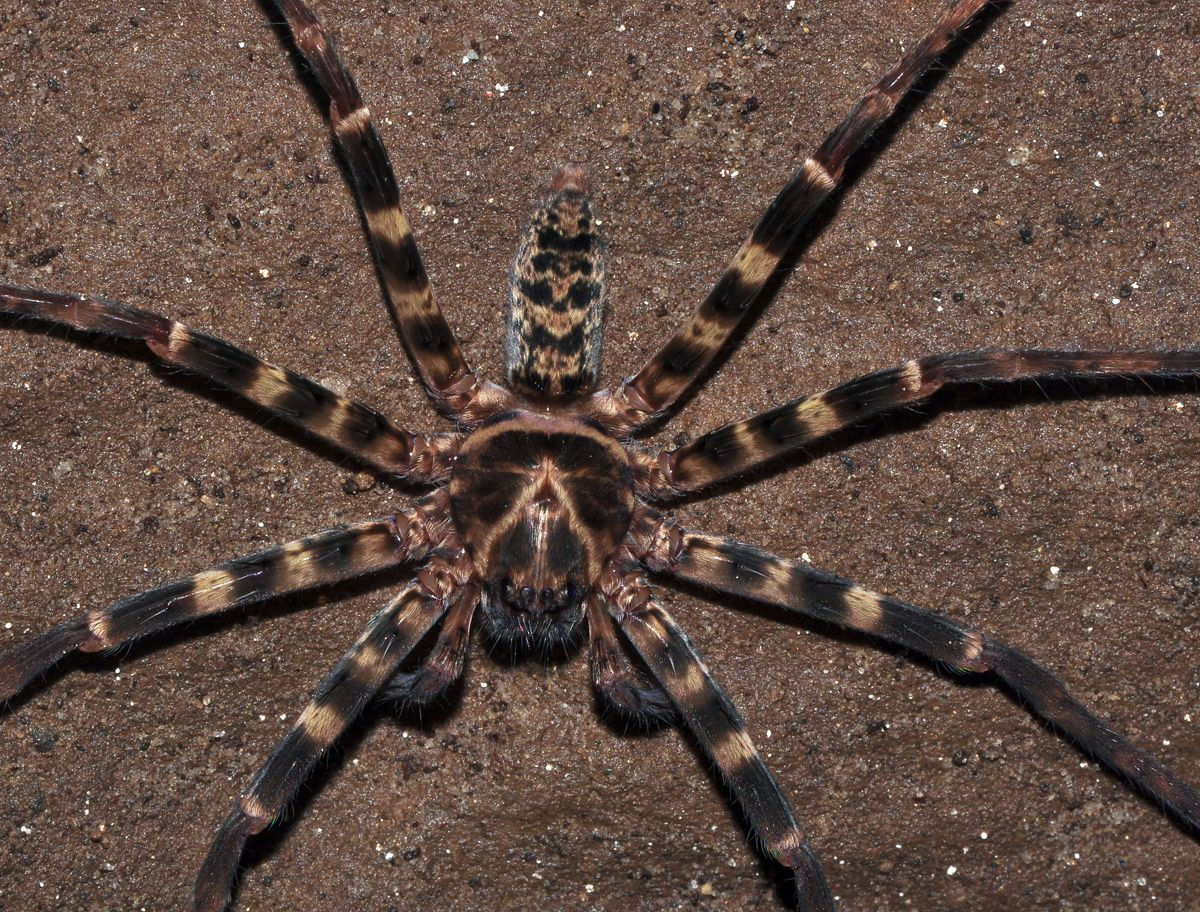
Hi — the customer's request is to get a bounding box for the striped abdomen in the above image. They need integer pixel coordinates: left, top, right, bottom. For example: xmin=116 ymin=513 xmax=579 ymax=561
xmin=505 ymin=166 xmax=607 ymax=400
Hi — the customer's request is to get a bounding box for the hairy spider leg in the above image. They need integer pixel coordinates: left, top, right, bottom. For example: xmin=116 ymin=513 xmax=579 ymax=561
xmin=616 ymin=595 xmax=835 ymax=912
xmin=649 ymin=349 xmax=1200 ymax=493
xmin=274 ymin=0 xmax=510 ymax=421
xmin=194 ymin=583 xmax=454 ymax=912
xmin=0 ymin=497 xmax=449 ymax=704
xmin=591 ymin=0 xmax=994 ymax=431
xmin=631 ymin=515 xmax=1200 ymax=832
xmin=0 ymin=284 xmax=446 ymax=479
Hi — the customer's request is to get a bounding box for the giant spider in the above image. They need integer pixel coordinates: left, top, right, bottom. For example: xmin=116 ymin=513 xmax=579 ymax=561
xmin=2 ymin=0 xmax=1197 ymax=909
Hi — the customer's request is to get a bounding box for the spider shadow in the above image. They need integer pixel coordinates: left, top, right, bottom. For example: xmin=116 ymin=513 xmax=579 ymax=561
xmin=0 ymin=312 xmax=435 ymax=498
xmin=631 ymin=0 xmax=1012 ymax=435
xmin=657 ymin=573 xmax=1200 ymax=881
xmin=666 ymin=371 xmax=1200 ymax=506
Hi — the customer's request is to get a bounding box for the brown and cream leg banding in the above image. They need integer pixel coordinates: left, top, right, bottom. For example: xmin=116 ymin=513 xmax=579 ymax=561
xmin=0 ymin=502 xmax=446 ymax=704
xmin=634 ymin=520 xmax=1200 ymax=830
xmin=595 ymin=0 xmax=994 ymax=431
xmin=193 ymin=585 xmax=448 ymax=912
xmin=617 ymin=597 xmax=834 ymax=912
xmin=0 ymin=283 xmax=438 ymax=478
xmin=273 ymin=0 xmax=508 ymax=419
xmin=656 ymin=349 xmax=1200 ymax=492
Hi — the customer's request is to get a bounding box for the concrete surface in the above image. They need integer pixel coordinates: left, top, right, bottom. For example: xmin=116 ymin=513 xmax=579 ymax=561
xmin=1 ymin=1 xmax=1197 ymax=910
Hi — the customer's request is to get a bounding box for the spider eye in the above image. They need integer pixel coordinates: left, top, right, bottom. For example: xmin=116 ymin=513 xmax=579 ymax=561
xmin=562 ymin=581 xmax=581 ymax=605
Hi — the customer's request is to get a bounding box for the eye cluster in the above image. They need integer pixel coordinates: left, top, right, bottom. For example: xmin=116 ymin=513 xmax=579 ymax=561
xmin=498 ymin=577 xmax=583 ymax=616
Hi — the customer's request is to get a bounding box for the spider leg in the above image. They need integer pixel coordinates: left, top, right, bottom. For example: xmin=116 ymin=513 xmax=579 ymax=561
xmin=589 ymin=0 xmax=995 ymax=433
xmin=0 ymin=283 xmax=451 ymax=480
xmin=586 ymin=593 xmax=674 ymax=724
xmin=609 ymin=582 xmax=834 ymax=912
xmin=642 ymin=349 xmax=1200 ymax=494
xmin=0 ymin=494 xmax=450 ymax=704
xmin=194 ymin=580 xmax=461 ymax=912
xmin=271 ymin=0 xmax=511 ymax=421
xmin=629 ymin=514 xmax=1200 ymax=831
xmin=377 ymin=580 xmax=479 ymax=706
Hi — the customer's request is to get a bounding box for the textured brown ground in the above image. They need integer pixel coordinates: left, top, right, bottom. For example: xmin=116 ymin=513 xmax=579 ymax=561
xmin=2 ymin=1 xmax=1198 ymax=910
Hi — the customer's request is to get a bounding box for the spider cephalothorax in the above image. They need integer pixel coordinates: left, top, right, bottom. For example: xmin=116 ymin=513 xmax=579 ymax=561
xmin=450 ymin=411 xmax=633 ymax=648
xmin=2 ymin=1 xmax=1198 ymax=911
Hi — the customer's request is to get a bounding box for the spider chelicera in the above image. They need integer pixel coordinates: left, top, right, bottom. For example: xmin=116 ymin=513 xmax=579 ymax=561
xmin=2 ymin=1 xmax=1198 ymax=910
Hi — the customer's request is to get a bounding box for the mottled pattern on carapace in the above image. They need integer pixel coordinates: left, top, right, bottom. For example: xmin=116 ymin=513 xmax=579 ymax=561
xmin=505 ymin=187 xmax=606 ymax=399
xmin=449 ymin=415 xmax=632 ymax=594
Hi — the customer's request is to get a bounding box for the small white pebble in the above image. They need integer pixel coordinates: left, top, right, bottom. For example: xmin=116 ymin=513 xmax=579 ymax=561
xmin=947 ymin=865 xmax=957 ymax=876
xmin=585 ymin=884 xmax=595 ymax=894
xmin=980 ymin=831 xmax=988 ymax=840
xmin=1050 ymin=566 xmax=1060 ymax=576
xmin=258 ymin=267 xmax=270 ymax=279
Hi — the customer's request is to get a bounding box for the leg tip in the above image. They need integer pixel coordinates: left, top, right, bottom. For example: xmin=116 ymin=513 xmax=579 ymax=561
xmin=194 ymin=809 xmax=257 ymax=912
xmin=0 ymin=617 xmax=92 ymax=702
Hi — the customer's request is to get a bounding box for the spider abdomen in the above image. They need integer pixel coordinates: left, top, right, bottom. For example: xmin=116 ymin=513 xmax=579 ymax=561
xmin=449 ymin=413 xmax=632 ymax=640
xmin=505 ymin=166 xmax=607 ymax=400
